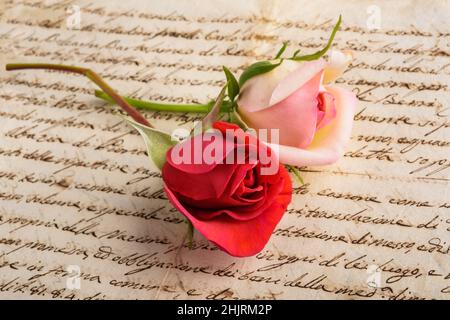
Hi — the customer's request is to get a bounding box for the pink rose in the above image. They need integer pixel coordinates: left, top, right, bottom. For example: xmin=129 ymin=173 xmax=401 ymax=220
xmin=162 ymin=121 xmax=292 ymax=257
xmin=237 ymin=52 xmax=357 ymax=166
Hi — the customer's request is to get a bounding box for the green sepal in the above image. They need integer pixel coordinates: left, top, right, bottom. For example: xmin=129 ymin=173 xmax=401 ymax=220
xmin=289 ymin=15 xmax=341 ymax=62
xmin=287 ymin=165 xmax=305 ymax=185
xmin=121 ymin=116 xmax=177 ymax=170
xmin=274 ymin=41 xmax=289 ymax=59
xmin=199 ymin=84 xmax=227 ymax=132
xmin=238 ymin=59 xmax=283 ymax=87
xmin=222 ymin=66 xmax=240 ymax=102
xmin=229 ymin=109 xmax=249 ymax=130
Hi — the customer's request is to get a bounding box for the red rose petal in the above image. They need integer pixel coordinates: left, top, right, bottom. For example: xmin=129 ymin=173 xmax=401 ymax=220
xmin=164 ymin=165 xmax=292 ymax=257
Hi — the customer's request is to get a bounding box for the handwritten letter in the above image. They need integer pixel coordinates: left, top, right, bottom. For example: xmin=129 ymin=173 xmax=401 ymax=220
xmin=0 ymin=0 xmax=449 ymax=299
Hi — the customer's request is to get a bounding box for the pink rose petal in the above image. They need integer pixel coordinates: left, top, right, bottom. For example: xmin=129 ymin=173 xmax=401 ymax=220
xmin=273 ymin=86 xmax=357 ymax=166
xmin=239 ymin=71 xmax=324 ymax=149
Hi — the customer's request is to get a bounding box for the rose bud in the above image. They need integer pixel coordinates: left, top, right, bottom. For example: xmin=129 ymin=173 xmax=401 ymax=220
xmin=237 ymin=51 xmax=357 ymax=166
xmin=162 ymin=121 xmax=292 ymax=257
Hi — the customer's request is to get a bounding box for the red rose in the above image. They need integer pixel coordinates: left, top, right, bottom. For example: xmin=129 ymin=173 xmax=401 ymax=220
xmin=162 ymin=121 xmax=292 ymax=257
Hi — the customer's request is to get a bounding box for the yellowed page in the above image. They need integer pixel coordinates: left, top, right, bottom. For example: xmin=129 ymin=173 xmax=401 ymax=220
xmin=0 ymin=0 xmax=449 ymax=299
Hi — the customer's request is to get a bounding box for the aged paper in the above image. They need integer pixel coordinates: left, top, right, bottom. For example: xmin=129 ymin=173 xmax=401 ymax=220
xmin=0 ymin=0 xmax=449 ymax=299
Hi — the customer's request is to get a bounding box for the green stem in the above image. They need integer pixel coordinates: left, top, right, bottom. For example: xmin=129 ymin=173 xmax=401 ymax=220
xmin=5 ymin=63 xmax=152 ymax=127
xmin=95 ymin=90 xmax=233 ymax=114
xmin=186 ymin=220 xmax=194 ymax=249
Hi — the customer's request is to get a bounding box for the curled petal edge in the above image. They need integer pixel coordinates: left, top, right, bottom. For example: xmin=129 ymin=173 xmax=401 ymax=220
xmin=271 ymin=86 xmax=357 ymax=166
